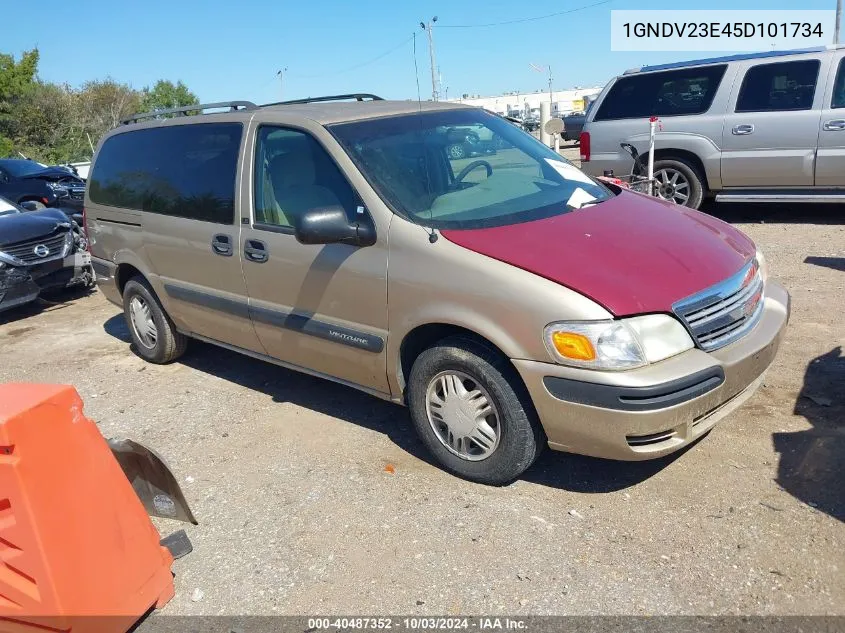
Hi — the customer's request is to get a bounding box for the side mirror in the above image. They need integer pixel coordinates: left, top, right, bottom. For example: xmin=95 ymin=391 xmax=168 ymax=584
xmin=19 ymin=201 xmax=39 ymax=211
xmin=294 ymin=205 xmax=376 ymax=247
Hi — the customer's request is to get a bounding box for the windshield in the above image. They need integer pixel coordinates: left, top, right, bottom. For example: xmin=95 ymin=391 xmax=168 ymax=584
xmin=329 ymin=109 xmax=611 ymax=230
xmin=0 ymin=159 xmax=44 ymax=178
xmin=0 ymin=197 xmax=21 ymax=217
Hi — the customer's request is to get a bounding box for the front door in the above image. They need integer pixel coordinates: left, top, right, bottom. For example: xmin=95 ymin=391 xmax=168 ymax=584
xmin=721 ymin=57 xmax=825 ymax=188
xmin=815 ymin=52 xmax=845 ymax=187
xmin=239 ymin=123 xmax=390 ymax=394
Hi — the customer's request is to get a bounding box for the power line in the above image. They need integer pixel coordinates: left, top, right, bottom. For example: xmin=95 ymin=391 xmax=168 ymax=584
xmin=287 ymin=34 xmax=415 ymax=79
xmin=437 ymin=0 xmax=613 ymax=29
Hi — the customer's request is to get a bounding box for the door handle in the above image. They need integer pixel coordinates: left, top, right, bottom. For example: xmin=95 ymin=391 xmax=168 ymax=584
xmin=823 ymin=119 xmax=845 ymax=131
xmin=244 ymin=239 xmax=268 ymax=263
xmin=211 ymin=234 xmax=232 ymax=256
xmin=732 ymin=124 xmax=755 ymax=135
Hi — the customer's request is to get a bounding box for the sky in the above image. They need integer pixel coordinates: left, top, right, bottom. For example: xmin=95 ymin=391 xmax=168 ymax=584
xmin=3 ymin=0 xmax=840 ymax=105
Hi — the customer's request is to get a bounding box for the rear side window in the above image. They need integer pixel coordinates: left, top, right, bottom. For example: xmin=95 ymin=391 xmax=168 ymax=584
xmin=831 ymin=59 xmax=845 ymax=109
xmin=735 ymin=60 xmax=820 ymax=113
xmin=594 ymin=65 xmax=727 ymax=121
xmin=89 ymin=123 xmax=242 ymax=224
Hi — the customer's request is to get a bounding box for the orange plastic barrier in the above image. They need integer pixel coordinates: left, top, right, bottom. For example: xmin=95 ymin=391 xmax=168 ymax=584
xmin=0 ymin=384 xmax=174 ymax=633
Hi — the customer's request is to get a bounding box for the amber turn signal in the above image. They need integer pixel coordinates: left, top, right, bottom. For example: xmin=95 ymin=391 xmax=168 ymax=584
xmin=550 ymin=331 xmax=596 ymax=361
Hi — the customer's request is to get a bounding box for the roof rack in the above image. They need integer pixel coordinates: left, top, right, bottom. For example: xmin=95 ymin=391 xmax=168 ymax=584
xmin=261 ymin=93 xmax=384 ymax=107
xmin=629 ymin=46 xmax=827 ymax=74
xmin=121 ymin=101 xmax=258 ymax=125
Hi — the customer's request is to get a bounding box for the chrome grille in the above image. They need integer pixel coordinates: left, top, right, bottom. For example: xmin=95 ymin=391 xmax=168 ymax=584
xmin=69 ymin=187 xmax=84 ymax=200
xmin=0 ymin=232 xmax=69 ymax=265
xmin=673 ymin=259 xmax=765 ymax=351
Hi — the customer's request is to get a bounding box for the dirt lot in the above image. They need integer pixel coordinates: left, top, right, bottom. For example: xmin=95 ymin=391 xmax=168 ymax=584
xmin=0 ymin=187 xmax=843 ymax=615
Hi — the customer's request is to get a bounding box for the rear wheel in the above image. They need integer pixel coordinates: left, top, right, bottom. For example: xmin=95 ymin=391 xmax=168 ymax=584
xmin=652 ymin=158 xmax=704 ymax=209
xmin=122 ymin=276 xmax=187 ymax=364
xmin=407 ymin=336 xmax=544 ymax=485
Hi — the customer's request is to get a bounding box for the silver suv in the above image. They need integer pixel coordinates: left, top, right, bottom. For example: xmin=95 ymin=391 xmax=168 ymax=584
xmin=580 ymin=46 xmax=845 ymax=208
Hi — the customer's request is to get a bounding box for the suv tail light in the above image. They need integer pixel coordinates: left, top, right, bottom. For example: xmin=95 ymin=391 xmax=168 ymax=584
xmin=82 ymin=207 xmax=91 ymax=251
xmin=580 ymin=132 xmax=590 ymax=162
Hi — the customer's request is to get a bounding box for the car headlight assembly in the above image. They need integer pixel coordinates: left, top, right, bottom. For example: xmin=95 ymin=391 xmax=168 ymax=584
xmin=46 ymin=181 xmax=69 ymax=196
xmin=544 ymin=314 xmax=694 ymax=370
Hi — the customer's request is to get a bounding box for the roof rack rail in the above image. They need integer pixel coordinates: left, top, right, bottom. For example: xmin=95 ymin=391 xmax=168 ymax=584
xmin=121 ymin=101 xmax=258 ymax=125
xmin=262 ymin=93 xmax=384 ymax=107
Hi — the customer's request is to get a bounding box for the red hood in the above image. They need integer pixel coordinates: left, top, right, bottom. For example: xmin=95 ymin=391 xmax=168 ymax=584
xmin=441 ymin=190 xmax=756 ymax=316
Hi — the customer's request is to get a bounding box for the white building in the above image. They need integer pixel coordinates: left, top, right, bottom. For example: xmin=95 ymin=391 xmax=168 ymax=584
xmin=446 ymin=87 xmax=603 ymax=118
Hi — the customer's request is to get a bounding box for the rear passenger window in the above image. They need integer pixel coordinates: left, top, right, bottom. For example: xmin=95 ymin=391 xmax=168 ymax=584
xmin=253 ymin=126 xmax=359 ymax=229
xmin=594 ymin=65 xmax=727 ymax=121
xmin=89 ymin=123 xmax=242 ymax=224
xmin=832 ymin=59 xmax=845 ymax=109
xmin=736 ymin=60 xmax=820 ymax=113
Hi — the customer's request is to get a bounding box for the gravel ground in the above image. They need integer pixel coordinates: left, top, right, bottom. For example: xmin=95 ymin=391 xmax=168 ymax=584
xmin=0 ymin=189 xmax=842 ymax=616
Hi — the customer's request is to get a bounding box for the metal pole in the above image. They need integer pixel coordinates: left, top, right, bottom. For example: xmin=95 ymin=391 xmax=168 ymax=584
xmin=426 ymin=20 xmax=439 ymax=101
xmin=548 ymin=67 xmax=553 ymax=107
xmin=836 ymin=0 xmax=842 ymax=44
xmin=647 ymin=117 xmax=657 ymax=196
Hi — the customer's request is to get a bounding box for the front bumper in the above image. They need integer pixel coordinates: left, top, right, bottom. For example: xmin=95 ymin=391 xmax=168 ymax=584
xmin=0 ymin=267 xmax=40 ymax=313
xmin=514 ymin=281 xmax=790 ymax=460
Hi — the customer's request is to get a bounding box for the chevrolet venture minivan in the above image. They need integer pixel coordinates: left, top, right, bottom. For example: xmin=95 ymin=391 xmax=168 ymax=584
xmin=86 ymin=95 xmax=790 ymax=484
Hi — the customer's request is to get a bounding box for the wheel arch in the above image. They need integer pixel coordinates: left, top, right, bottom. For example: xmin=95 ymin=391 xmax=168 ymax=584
xmin=396 ymin=322 xmax=529 ymax=404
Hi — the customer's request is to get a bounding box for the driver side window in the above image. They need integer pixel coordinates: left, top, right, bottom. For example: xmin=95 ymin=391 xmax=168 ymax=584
xmin=253 ymin=126 xmax=359 ymax=229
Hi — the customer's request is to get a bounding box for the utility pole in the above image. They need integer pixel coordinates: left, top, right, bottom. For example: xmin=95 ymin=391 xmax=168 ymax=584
xmin=420 ymin=17 xmax=439 ymax=100
xmin=548 ymin=66 xmax=553 ymax=109
xmin=836 ymin=0 xmax=842 ymax=44
xmin=276 ymin=67 xmax=287 ymax=100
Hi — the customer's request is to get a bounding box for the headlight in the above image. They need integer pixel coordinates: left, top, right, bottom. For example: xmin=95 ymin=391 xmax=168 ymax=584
xmin=755 ymin=248 xmax=767 ymax=283
xmin=46 ymin=181 xmax=69 ymax=196
xmin=544 ymin=314 xmax=694 ymax=370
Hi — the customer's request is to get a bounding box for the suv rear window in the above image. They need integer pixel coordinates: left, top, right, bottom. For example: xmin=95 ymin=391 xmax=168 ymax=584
xmin=89 ymin=122 xmax=242 ymax=224
xmin=594 ymin=65 xmax=727 ymax=121
xmin=736 ymin=60 xmax=820 ymax=112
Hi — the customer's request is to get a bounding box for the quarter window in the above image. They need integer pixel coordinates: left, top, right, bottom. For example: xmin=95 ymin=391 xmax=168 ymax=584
xmin=594 ymin=65 xmax=727 ymax=121
xmin=253 ymin=126 xmax=359 ymax=229
xmin=735 ymin=60 xmax=820 ymax=113
xmin=88 ymin=123 xmax=242 ymax=224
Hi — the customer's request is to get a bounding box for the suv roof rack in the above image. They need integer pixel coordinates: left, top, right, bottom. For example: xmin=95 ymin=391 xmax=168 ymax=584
xmin=121 ymin=101 xmax=258 ymax=125
xmin=261 ymin=93 xmax=384 ymax=107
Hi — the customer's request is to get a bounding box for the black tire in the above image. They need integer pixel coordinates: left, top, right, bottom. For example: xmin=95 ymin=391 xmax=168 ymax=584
xmin=122 ymin=276 xmax=187 ymax=364
xmin=407 ymin=336 xmax=545 ymax=485
xmin=652 ymin=158 xmax=705 ymax=209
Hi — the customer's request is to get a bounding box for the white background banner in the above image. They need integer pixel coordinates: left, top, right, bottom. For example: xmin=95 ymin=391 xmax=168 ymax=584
xmin=611 ymin=10 xmax=836 ymax=52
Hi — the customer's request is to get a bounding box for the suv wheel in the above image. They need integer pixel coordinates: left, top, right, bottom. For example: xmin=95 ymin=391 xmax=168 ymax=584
xmin=122 ymin=276 xmax=187 ymax=364
xmin=652 ymin=158 xmax=704 ymax=209
xmin=407 ymin=336 xmax=544 ymax=485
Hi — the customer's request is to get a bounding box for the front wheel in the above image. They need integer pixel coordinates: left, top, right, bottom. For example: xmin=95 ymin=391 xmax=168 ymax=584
xmin=407 ymin=336 xmax=544 ymax=485
xmin=652 ymin=158 xmax=705 ymax=209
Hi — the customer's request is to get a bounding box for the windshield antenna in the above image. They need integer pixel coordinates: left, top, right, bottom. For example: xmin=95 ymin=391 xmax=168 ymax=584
xmin=414 ymin=29 xmax=438 ymax=244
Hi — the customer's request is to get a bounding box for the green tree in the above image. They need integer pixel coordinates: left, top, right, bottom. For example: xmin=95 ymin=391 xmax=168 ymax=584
xmin=140 ymin=80 xmax=198 ymax=115
xmin=0 ymin=49 xmax=39 ymax=156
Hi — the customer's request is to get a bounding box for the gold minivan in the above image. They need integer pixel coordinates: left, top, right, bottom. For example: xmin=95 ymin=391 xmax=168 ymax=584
xmin=86 ymin=95 xmax=789 ymax=484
